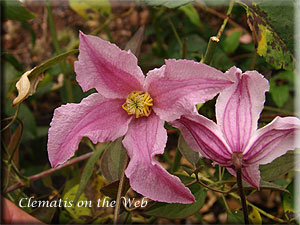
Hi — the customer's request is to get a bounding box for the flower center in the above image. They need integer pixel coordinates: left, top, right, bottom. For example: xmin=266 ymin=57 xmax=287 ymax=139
xmin=122 ymin=91 xmax=153 ymax=118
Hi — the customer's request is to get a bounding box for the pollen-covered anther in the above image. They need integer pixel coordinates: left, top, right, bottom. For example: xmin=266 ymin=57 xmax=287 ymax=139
xmin=122 ymin=91 xmax=153 ymax=118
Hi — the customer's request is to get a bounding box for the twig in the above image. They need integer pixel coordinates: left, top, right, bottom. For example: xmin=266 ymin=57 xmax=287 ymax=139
xmin=185 ymin=175 xmax=233 ymax=194
xmin=2 ymin=151 xmax=94 ymax=194
xmin=1 ymin=105 xmax=20 ymax=132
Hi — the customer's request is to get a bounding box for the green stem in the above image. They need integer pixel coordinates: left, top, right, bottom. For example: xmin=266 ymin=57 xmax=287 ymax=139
xmin=3 ymin=151 xmax=95 ymax=194
xmin=263 ymin=105 xmax=294 ymax=115
xmin=192 ymin=169 xmax=286 ymax=223
xmin=216 ymin=0 xmax=235 ymax=39
xmin=221 ymin=194 xmax=231 ymax=213
xmin=167 ymin=16 xmax=182 ymax=48
xmin=230 ymin=192 xmax=285 ymax=223
xmin=113 ymin=154 xmax=129 ymax=224
xmin=1 ymin=105 xmax=20 ymax=132
xmin=194 ymin=172 xmax=232 ymax=194
xmin=201 ymin=0 xmax=235 ymax=65
xmin=201 ymin=36 xmax=219 ymax=65
xmin=182 ymin=38 xmax=187 ymax=59
xmin=46 ymin=0 xmax=60 ymax=54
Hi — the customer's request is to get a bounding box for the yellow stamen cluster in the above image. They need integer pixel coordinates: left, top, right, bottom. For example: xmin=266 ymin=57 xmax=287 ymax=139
xmin=122 ymin=91 xmax=153 ymax=118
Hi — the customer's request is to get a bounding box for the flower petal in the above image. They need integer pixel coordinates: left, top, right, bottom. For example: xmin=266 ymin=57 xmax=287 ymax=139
xmin=74 ymin=32 xmax=145 ymax=98
xmin=227 ymin=164 xmax=261 ymax=188
xmin=145 ymin=59 xmax=233 ymax=121
xmin=3 ymin=198 xmax=44 ymax=224
xmin=243 ymin=116 xmax=300 ymax=165
xmin=48 ymin=93 xmax=132 ymax=167
xmin=216 ymin=67 xmax=269 ymax=153
xmin=123 ymin=113 xmax=195 ymax=204
xmin=171 ymin=113 xmax=232 ymax=166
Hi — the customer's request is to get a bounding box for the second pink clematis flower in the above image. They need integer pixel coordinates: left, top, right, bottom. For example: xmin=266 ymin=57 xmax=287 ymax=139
xmin=47 ymin=32 xmax=233 ymax=203
xmin=171 ymin=66 xmax=300 ymax=188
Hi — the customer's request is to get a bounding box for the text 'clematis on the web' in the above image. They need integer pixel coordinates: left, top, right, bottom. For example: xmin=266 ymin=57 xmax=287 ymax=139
xmin=47 ymin=32 xmax=233 ymax=204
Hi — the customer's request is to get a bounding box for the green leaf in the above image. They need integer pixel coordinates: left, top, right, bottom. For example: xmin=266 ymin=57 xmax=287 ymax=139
xmin=30 ymin=197 xmax=57 ymax=223
xmin=69 ymin=0 xmax=111 ymax=20
xmin=179 ymin=4 xmax=201 ymax=27
xmin=282 ymin=180 xmax=295 ymax=214
xmin=260 ymin=151 xmax=297 ymax=181
xmin=178 ymin=135 xmax=200 ymax=167
xmin=272 ymin=70 xmax=295 ymax=84
xmin=74 ymin=143 xmax=108 ymax=204
xmin=269 ymin=80 xmax=289 ymax=107
xmin=84 ymin=175 xmax=107 ymax=217
xmin=2 ymin=52 xmax=24 ymax=71
xmin=100 ymin=138 xmax=127 ymax=182
xmin=100 ymin=178 xmax=130 ymax=200
xmin=29 ymin=49 xmax=79 ymax=78
xmin=249 ymin=206 xmax=262 ymax=225
xmin=62 ymin=184 xmax=92 ymax=223
xmin=227 ymin=210 xmax=244 ymax=224
xmin=223 ymin=31 xmax=242 ymax=54
xmin=253 ymin=1 xmax=294 ymax=53
xmin=245 ymin=2 xmax=295 ymax=70
xmin=2 ymin=0 xmax=36 ymax=21
xmin=144 ymin=184 xmax=206 ymax=219
xmin=143 ymin=0 xmax=194 ymax=8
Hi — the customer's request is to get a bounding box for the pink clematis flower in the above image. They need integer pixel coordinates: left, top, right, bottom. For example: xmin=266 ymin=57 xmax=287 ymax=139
xmin=171 ymin=66 xmax=300 ymax=188
xmin=47 ymin=32 xmax=233 ymax=203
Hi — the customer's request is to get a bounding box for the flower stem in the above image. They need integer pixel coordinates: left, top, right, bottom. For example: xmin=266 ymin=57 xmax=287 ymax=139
xmin=202 ymin=36 xmax=219 ymax=65
xmin=201 ymin=0 xmax=235 ymax=65
xmin=113 ymin=153 xmax=129 ymax=224
xmin=236 ymin=167 xmax=249 ymax=224
xmin=191 ymin=169 xmax=286 ymax=223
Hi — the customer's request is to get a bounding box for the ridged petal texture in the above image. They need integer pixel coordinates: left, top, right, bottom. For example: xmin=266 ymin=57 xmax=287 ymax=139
xmin=48 ymin=93 xmax=132 ymax=168
xmin=145 ymin=59 xmax=233 ymax=121
xmin=123 ymin=113 xmax=195 ymax=203
xmin=216 ymin=67 xmax=269 ymax=153
xmin=172 ymin=67 xmax=300 ymax=188
xmin=75 ymin=32 xmax=145 ymax=99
